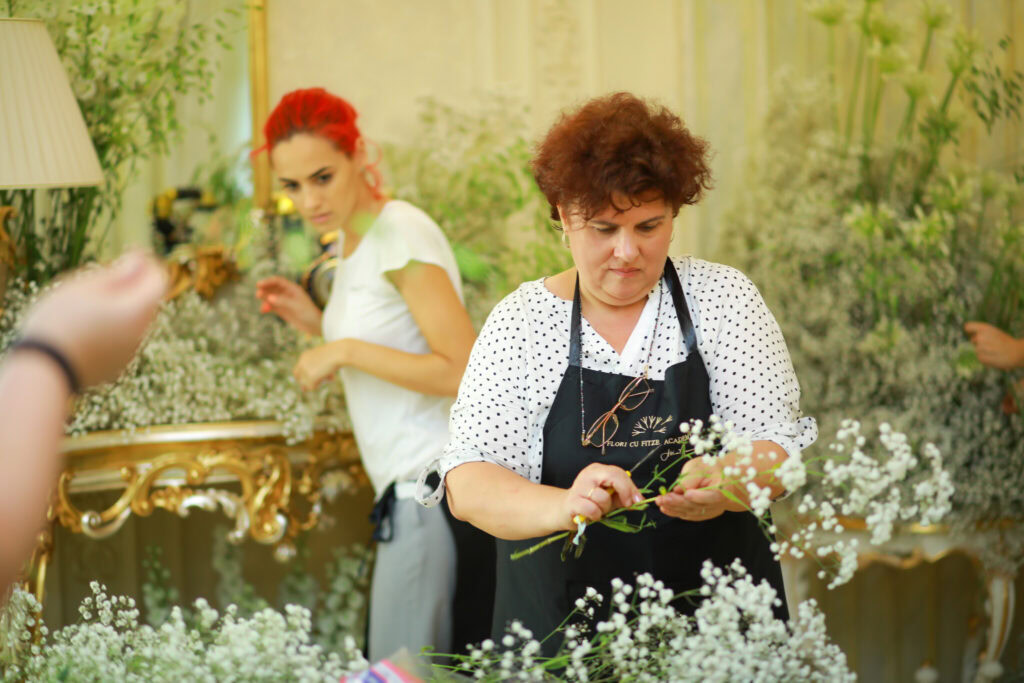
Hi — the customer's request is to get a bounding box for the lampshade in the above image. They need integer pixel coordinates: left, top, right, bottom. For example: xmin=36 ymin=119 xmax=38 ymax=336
xmin=0 ymin=18 xmax=103 ymax=190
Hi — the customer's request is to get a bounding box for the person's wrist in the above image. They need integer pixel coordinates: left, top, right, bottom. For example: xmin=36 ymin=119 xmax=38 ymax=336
xmin=547 ymin=487 xmax=573 ymax=533
xmin=305 ymin=309 xmax=323 ymax=336
xmin=4 ymin=348 xmax=73 ymax=396
xmin=8 ymin=337 xmax=82 ymax=394
xmin=331 ymin=338 xmax=351 ymax=368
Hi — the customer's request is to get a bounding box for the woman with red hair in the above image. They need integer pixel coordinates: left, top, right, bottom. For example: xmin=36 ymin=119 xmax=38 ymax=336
xmin=255 ymin=88 xmax=491 ymax=660
xmin=421 ymin=93 xmax=817 ymax=653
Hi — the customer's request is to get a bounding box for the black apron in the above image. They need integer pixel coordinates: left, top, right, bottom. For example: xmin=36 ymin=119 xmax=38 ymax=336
xmin=491 ymin=260 xmax=786 ymax=655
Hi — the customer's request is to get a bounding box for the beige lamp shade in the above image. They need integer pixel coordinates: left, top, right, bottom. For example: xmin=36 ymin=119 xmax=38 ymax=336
xmin=0 ymin=18 xmax=103 ymax=190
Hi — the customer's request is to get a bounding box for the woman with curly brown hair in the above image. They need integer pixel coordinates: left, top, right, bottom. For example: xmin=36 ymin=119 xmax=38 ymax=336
xmin=418 ymin=93 xmax=817 ymax=650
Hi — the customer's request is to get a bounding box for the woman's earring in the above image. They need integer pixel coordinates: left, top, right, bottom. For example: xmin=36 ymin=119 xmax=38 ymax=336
xmin=560 ymin=230 xmax=569 ymax=247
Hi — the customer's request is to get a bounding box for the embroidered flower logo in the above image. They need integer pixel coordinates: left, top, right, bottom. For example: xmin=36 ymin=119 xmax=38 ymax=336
xmin=632 ymin=415 xmax=674 ymax=437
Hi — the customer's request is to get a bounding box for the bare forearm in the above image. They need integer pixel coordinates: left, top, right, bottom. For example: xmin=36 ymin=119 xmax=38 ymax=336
xmin=0 ymin=355 xmax=69 ymax=588
xmin=446 ymin=462 xmax=569 ymax=540
xmin=340 ymin=338 xmax=466 ymax=396
xmin=717 ymin=440 xmax=790 ymax=511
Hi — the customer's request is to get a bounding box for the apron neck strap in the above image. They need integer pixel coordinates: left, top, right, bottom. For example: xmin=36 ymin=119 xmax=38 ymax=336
xmin=569 ymin=259 xmax=697 ymax=368
xmin=663 ymin=259 xmax=698 ymax=355
xmin=569 ymin=272 xmax=584 ymax=367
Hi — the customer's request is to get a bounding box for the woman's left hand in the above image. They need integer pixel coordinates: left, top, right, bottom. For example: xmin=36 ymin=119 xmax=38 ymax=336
xmin=656 ymin=457 xmax=740 ymax=521
xmin=293 ymin=340 xmax=348 ymax=391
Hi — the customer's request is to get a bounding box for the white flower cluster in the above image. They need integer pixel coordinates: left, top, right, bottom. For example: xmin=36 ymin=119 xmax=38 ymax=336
xmin=1 ymin=582 xmax=367 ymax=682
xmin=775 ymin=420 xmax=954 ymax=588
xmin=666 ymin=416 xmax=954 ymax=590
xmin=141 ymin=525 xmax=373 ymax=656
xmin=459 ymin=562 xmax=853 ymax=682
xmin=680 ymin=415 xmax=772 ymax=517
xmin=0 ymin=272 xmax=348 ymax=444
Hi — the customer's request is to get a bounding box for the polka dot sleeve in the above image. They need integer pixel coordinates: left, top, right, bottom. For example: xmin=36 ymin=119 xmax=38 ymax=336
xmin=687 ymin=261 xmax=817 ymax=460
xmin=416 ymin=287 xmax=534 ymax=506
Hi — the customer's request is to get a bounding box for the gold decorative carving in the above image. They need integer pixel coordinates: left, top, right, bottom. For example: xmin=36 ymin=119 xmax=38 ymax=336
xmin=34 ymin=420 xmax=364 ymax=604
xmin=165 ymin=245 xmax=240 ymax=301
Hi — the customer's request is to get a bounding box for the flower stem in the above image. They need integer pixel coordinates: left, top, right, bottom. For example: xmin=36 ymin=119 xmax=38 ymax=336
xmin=509 ymin=532 xmax=570 ymax=560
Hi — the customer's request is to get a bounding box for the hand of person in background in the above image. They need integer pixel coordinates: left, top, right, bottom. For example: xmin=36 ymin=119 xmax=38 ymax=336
xmin=20 ymin=251 xmax=169 ymax=387
xmin=256 ymin=276 xmax=323 ymax=337
xmin=292 ymin=339 xmax=348 ymax=391
xmin=0 ymin=251 xmax=167 ymax=591
xmin=964 ymin=321 xmax=1024 ymax=370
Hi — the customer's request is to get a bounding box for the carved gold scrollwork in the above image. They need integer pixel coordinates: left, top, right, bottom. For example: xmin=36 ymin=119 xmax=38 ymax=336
xmin=49 ymin=424 xmax=361 ymax=550
xmin=165 ymin=246 xmax=240 ymax=301
xmin=54 ymin=446 xmax=297 ymax=546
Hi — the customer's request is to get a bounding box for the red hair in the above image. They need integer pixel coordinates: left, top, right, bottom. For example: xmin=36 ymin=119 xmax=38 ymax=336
xmin=254 ymin=88 xmax=382 ymax=194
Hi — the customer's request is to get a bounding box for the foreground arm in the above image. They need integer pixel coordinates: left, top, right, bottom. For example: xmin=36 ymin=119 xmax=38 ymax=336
xmin=0 ymin=356 xmax=71 ymax=590
xmin=0 ymin=253 xmax=166 ymax=591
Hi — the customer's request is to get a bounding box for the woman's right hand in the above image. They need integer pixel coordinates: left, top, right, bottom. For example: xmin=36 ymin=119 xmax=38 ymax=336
xmin=557 ymin=463 xmax=643 ymax=531
xmin=256 ymin=276 xmax=323 ymax=336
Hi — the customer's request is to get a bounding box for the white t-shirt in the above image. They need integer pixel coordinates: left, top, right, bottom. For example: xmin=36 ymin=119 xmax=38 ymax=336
xmin=321 ymin=200 xmax=463 ymax=498
xmin=417 ymin=256 xmax=817 ymax=506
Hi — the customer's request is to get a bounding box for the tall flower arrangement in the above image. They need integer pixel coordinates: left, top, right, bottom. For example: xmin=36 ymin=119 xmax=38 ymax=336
xmin=719 ymin=1 xmax=1024 ymax=565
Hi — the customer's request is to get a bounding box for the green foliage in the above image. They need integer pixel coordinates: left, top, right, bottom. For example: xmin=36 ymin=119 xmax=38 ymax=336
xmin=811 ymin=0 xmax=1023 ymax=208
xmin=720 ymin=5 xmax=1024 ymax=538
xmin=0 ymin=0 xmax=242 ymax=283
xmin=382 ymin=96 xmax=572 ymax=325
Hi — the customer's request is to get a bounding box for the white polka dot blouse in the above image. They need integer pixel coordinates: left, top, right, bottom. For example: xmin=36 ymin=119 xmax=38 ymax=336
xmin=416 ymin=256 xmax=817 ymax=506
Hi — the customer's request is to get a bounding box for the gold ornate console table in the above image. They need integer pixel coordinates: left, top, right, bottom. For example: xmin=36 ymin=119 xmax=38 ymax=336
xmin=26 ymin=420 xmax=364 ymax=605
xmin=779 ymin=515 xmax=1019 ymax=683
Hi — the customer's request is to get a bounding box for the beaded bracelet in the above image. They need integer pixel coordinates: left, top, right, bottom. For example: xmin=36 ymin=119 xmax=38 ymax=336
xmin=8 ymin=337 xmax=82 ymax=395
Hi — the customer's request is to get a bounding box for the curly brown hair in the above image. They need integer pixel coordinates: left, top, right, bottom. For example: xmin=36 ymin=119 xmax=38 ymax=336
xmin=532 ymin=92 xmax=713 ymax=222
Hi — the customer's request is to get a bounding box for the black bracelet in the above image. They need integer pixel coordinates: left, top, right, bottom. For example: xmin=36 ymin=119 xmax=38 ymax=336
xmin=8 ymin=337 xmax=82 ymax=395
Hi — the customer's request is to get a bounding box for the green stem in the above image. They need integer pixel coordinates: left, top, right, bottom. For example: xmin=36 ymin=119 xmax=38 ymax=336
xmin=509 ymin=532 xmax=570 ymax=561
xmin=911 ymin=69 xmax=963 ymax=207
xmin=860 ymin=59 xmax=884 ymax=201
xmin=844 ymin=4 xmax=872 ymax=149
xmin=885 ymin=26 xmax=935 ymax=202
xmin=829 ymin=27 xmax=840 ymax=137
